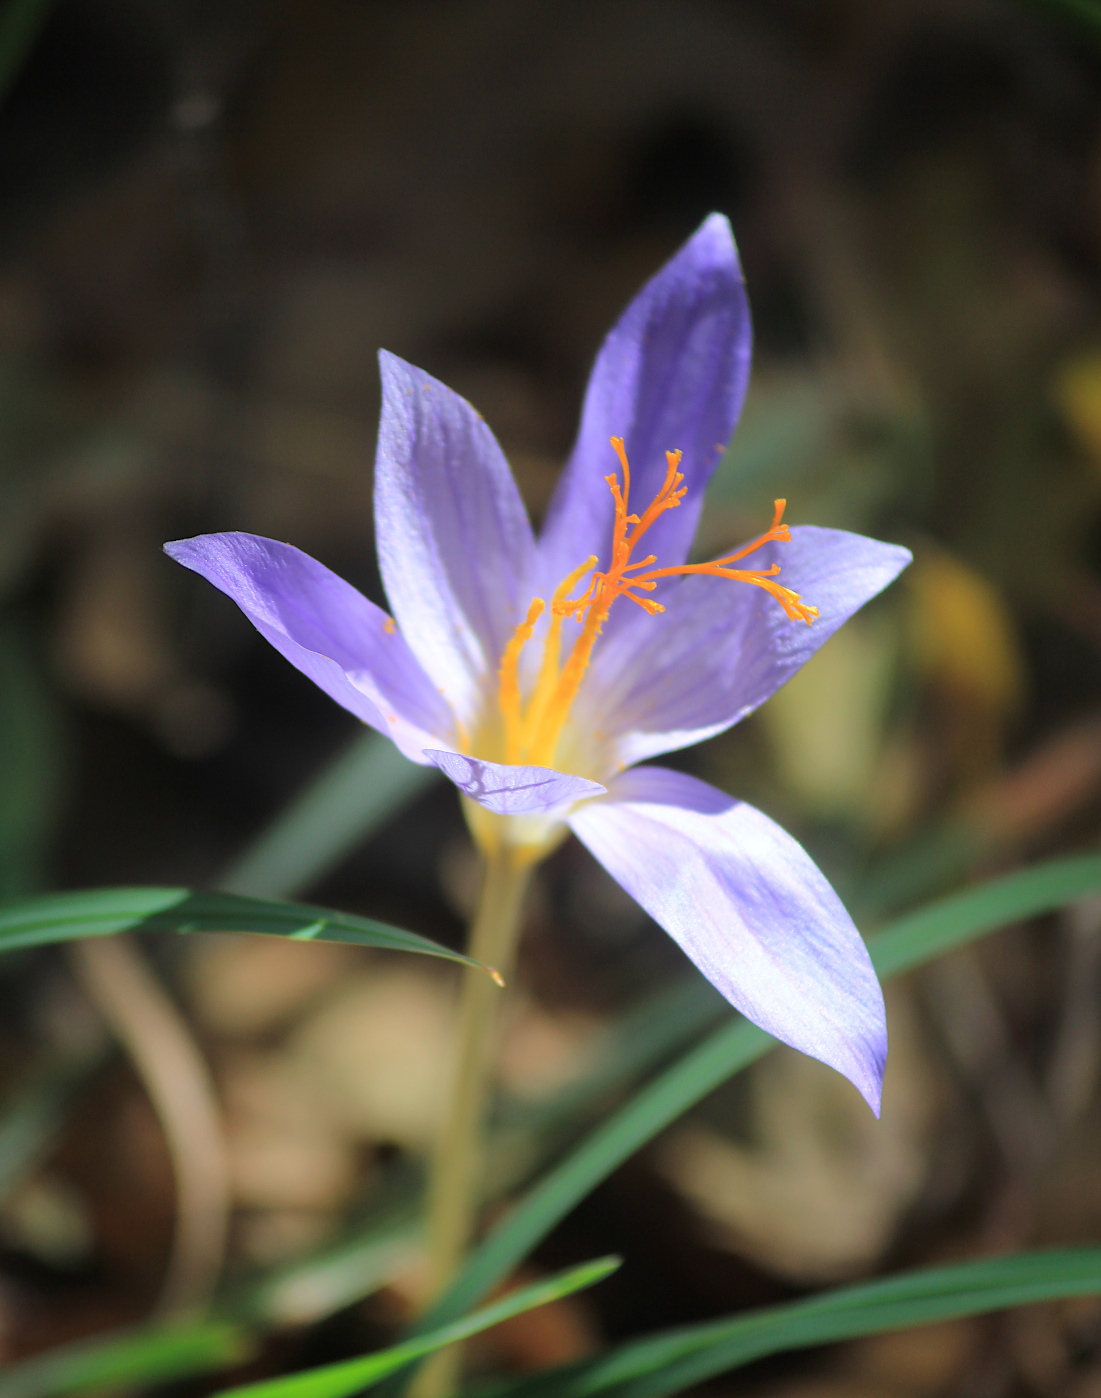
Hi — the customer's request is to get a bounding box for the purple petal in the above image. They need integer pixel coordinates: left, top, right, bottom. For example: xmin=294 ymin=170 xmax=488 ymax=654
xmin=576 ymin=527 xmax=911 ymax=767
xmin=537 ymin=215 xmax=751 ymax=605
xmin=424 ymin=750 xmax=605 ymax=816
xmin=568 ymin=766 xmax=887 ymax=1113
xmin=375 ymin=352 xmax=537 ymax=726
xmin=165 ymin=533 xmax=453 ymax=763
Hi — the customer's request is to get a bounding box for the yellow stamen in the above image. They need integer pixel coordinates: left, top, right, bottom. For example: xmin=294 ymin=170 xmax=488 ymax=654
xmin=493 ymin=440 xmax=817 ymax=771
xmin=498 ymin=597 xmax=544 ymax=764
xmin=526 ymin=596 xmax=607 ymax=766
xmin=520 ymin=555 xmax=598 ymax=756
xmin=635 ymin=497 xmax=819 ymax=624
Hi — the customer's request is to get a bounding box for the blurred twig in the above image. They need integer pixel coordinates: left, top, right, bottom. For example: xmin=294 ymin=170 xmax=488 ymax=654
xmin=71 ymin=935 xmax=229 ymax=1317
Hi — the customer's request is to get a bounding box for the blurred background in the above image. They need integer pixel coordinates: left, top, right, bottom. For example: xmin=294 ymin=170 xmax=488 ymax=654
xmin=4 ymin=0 xmax=1101 ymax=1392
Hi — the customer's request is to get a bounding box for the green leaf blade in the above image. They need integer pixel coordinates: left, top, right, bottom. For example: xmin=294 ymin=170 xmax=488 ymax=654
xmin=867 ymin=852 xmax=1101 ymax=980
xmin=484 ymin=1250 xmax=1101 ymax=1398
xmin=0 ymin=888 xmax=487 ymax=972
xmin=0 ymin=887 xmax=190 ymax=948
xmin=0 ymin=1320 xmax=250 ymax=1398
xmin=215 ymin=1257 xmax=620 ymax=1398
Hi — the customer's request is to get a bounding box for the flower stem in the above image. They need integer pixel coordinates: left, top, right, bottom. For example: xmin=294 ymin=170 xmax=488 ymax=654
xmin=412 ymin=845 xmax=531 ymax=1398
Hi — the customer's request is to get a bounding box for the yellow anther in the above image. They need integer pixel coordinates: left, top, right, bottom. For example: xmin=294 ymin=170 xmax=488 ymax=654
xmin=635 ymin=498 xmax=817 ymax=623
xmin=551 ymin=555 xmax=600 ymax=615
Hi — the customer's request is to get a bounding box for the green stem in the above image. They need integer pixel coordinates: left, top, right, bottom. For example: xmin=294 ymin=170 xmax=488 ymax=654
xmin=411 ymin=847 xmax=531 ymax=1398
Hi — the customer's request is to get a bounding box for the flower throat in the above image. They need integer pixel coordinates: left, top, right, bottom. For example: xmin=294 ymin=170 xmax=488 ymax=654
xmin=497 ymin=437 xmax=818 ymax=770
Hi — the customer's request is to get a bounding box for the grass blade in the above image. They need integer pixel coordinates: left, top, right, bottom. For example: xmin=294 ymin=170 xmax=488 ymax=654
xmin=228 ymin=1209 xmax=422 ymax=1328
xmin=481 ymin=1249 xmax=1101 ymax=1398
xmin=419 ymin=853 xmax=1101 ymax=1337
xmin=868 ymin=853 xmax=1101 ymax=979
xmin=218 ymin=732 xmax=440 ymax=899
xmin=15 ymin=858 xmax=1098 ymax=1397
xmin=493 ymin=976 xmax=725 ymax=1143
xmin=215 ymin=1257 xmax=620 ymax=1398
xmin=0 ymin=887 xmax=491 ymax=974
xmin=0 ymin=1320 xmax=250 ymax=1398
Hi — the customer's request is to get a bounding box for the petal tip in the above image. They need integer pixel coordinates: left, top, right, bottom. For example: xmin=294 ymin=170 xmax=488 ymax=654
xmin=862 ymin=1070 xmax=885 ymax=1119
xmin=163 ymin=535 xmax=203 ymax=568
xmin=853 ymin=1026 xmax=888 ymax=1118
xmin=685 ymin=211 xmax=741 ymax=277
xmin=696 ymin=210 xmax=734 ymax=247
xmin=377 ymin=347 xmax=413 ymax=398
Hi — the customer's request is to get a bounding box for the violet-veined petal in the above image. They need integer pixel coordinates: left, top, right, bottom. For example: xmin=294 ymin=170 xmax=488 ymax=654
xmin=567 ymin=766 xmax=887 ymax=1113
xmin=538 ymin=214 xmax=751 ymax=605
xmin=164 ymin=533 xmax=453 ymax=764
xmin=375 ymin=351 xmax=537 ymax=727
xmin=424 ymin=750 xmax=605 ymax=816
xmin=575 ymin=527 xmax=911 ymax=767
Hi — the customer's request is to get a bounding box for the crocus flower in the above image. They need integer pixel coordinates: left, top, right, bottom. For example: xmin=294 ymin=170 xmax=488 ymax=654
xmin=166 ymin=215 xmax=910 ymax=1114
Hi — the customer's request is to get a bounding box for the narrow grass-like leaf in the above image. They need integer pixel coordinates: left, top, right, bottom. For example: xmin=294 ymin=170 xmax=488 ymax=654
xmin=215 ymin=1257 xmax=620 ymax=1398
xmin=417 ymin=853 xmax=1101 ymax=1340
xmin=848 ymin=819 xmax=986 ymax=924
xmin=229 ymin=1209 xmax=422 ymax=1327
xmin=0 ymin=888 xmax=489 ymax=973
xmin=494 ymin=976 xmax=725 ymax=1140
xmin=218 ymin=731 xmax=441 ymax=899
xmin=868 ymin=853 xmax=1101 ymax=980
xmin=0 ymin=1320 xmax=250 ymax=1398
xmin=478 ymin=1249 xmax=1101 ymax=1398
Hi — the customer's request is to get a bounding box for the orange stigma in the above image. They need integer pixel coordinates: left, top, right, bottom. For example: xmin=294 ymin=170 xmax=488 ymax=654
xmin=496 ymin=438 xmax=818 ymax=770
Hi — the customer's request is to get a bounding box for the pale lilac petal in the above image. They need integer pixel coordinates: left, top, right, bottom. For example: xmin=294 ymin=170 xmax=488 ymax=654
xmin=568 ymin=766 xmax=886 ymax=1113
xmin=537 ymin=215 xmax=751 ymax=604
xmin=375 ymin=352 xmax=537 ymax=726
xmin=423 ymin=751 xmax=604 ymax=816
xmin=165 ymin=533 xmax=453 ymax=764
xmin=574 ymin=527 xmax=911 ymax=766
